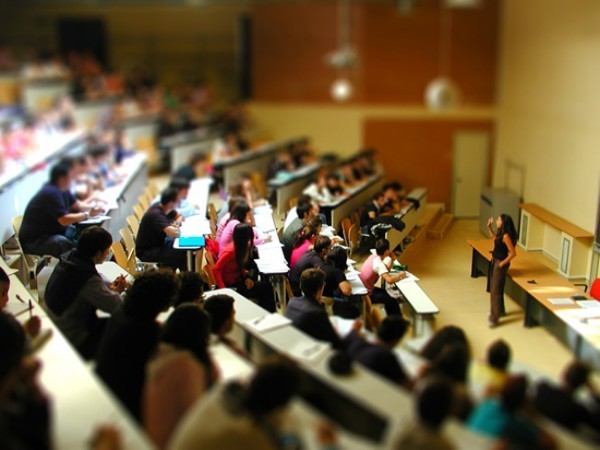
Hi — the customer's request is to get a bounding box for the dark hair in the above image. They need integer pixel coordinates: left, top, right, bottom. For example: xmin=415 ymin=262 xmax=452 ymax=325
xmin=0 ymin=267 xmax=9 ymax=285
xmin=189 ymin=152 xmax=207 ymax=166
xmin=420 ymin=325 xmax=469 ymax=362
xmin=0 ymin=311 xmax=26 ymax=382
xmin=160 ymin=187 xmax=179 ymax=205
xmin=313 ymin=235 xmax=331 ymax=255
xmin=122 ymin=270 xmax=179 ymax=320
xmin=293 ymin=225 xmax=318 ymax=249
xmin=563 ymin=360 xmax=591 ymax=390
xmin=243 ymin=359 xmax=300 ymax=417
xmin=498 ymin=214 xmax=518 ymax=246
xmin=377 ymin=316 xmax=409 ymax=343
xmin=233 ymin=223 xmax=254 ymax=269
xmin=168 ymin=177 xmax=191 ymax=191
xmin=417 ymin=377 xmax=453 ymax=429
xmin=306 ymin=215 xmax=322 ymax=229
xmin=383 ymin=181 xmax=403 ymax=192
xmin=58 ymin=156 xmax=75 ymax=169
xmin=77 ymin=226 xmax=112 ymax=258
xmin=501 ymin=374 xmax=528 ymax=411
xmin=375 ymin=239 xmax=390 ymax=256
xmin=175 ymin=272 xmax=204 ymax=306
xmin=160 ymin=303 xmax=212 ymax=370
xmin=487 ymin=339 xmax=511 ymax=371
xmin=50 ymin=163 xmax=71 ymax=184
xmin=297 ymin=202 xmax=312 ymax=220
xmin=228 ymin=201 xmax=251 ymax=224
xmin=88 ymin=143 xmax=110 ymax=159
xmin=300 ymin=268 xmax=325 ymax=298
xmin=204 ymin=294 xmax=235 ymax=334
xmin=227 ymin=196 xmax=247 ymax=214
xmin=326 ymin=246 xmax=348 ymax=271
xmin=296 ymin=194 xmax=312 ymax=208
xmin=373 ymin=191 xmax=385 ymax=202
xmin=427 ymin=343 xmax=470 ymax=384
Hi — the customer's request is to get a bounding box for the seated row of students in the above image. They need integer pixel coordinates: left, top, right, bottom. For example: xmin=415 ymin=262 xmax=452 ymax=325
xmin=266 ymin=138 xmax=317 ymax=180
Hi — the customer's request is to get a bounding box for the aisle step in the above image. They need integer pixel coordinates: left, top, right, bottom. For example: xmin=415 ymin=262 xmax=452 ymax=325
xmin=427 ymin=213 xmax=454 ymax=239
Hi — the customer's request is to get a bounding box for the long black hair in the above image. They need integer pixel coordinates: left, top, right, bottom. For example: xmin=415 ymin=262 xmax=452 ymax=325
xmin=227 ymin=201 xmax=251 ymax=225
xmin=233 ymin=222 xmax=254 ymax=269
xmin=498 ymin=214 xmax=518 ymax=245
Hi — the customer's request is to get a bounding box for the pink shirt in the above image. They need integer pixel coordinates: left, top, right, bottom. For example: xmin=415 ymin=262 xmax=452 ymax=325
xmin=290 ymin=240 xmax=312 ymax=270
xmin=358 ymin=254 xmax=389 ymax=295
xmin=215 ymin=213 xmax=230 ymax=244
xmin=218 ymin=219 xmax=263 ymax=256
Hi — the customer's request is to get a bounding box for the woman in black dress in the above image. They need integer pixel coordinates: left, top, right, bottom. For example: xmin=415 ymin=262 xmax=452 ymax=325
xmin=486 ymin=214 xmax=518 ymax=327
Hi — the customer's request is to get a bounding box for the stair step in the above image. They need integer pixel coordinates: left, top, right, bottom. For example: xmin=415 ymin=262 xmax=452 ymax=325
xmin=427 ymin=213 xmax=454 ymax=240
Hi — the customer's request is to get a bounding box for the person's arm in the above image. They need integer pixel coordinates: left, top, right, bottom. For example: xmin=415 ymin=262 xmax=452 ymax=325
xmin=212 ymin=252 xmax=228 ymax=289
xmin=500 ymin=234 xmax=517 ymax=267
xmin=57 ymin=211 xmax=91 ymax=227
xmin=79 ymin=277 xmax=122 ymax=313
xmin=163 ymin=224 xmax=180 ymax=239
xmin=486 ymin=217 xmax=495 ymax=239
xmin=381 ymin=271 xmax=406 ymax=284
xmin=338 ymin=280 xmax=352 ymax=297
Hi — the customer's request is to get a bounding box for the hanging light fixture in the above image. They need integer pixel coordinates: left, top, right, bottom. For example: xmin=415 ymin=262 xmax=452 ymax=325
xmin=325 ymin=0 xmax=355 ymax=102
xmin=425 ymin=1 xmax=461 ymax=110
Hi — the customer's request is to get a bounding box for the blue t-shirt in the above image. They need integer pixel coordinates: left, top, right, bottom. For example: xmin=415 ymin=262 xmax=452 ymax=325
xmin=20 ymin=183 xmax=76 ymax=244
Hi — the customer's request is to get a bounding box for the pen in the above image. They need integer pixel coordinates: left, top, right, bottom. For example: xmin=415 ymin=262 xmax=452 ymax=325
xmin=28 ymin=300 xmax=33 ymax=318
xmin=16 ymin=294 xmax=25 ymax=304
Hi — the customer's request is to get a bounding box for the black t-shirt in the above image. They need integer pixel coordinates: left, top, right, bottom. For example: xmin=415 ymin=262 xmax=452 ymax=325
xmin=360 ymin=201 xmax=380 ymax=229
xmin=172 ymin=165 xmax=196 ymax=182
xmin=346 ymin=336 xmax=408 ymax=386
xmin=136 ymin=204 xmax=171 ymax=255
xmin=290 ymin=250 xmax=325 ymax=295
xmin=322 ymin=264 xmax=347 ymax=298
xmin=20 ymin=183 xmax=76 ymax=244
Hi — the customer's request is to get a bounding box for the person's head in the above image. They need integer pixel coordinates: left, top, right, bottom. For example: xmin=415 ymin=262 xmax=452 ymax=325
xmin=50 ymin=162 xmax=71 ymax=189
xmin=293 ymin=225 xmax=319 ymax=249
xmin=189 ymin=152 xmax=207 ymax=176
xmin=229 ymin=201 xmax=251 ymax=224
xmin=160 ymin=187 xmax=179 ymax=212
xmin=175 ymin=271 xmax=204 ymax=307
xmin=76 ymin=226 xmax=113 ymax=264
xmin=326 ymin=173 xmax=341 ymax=189
xmin=227 ymin=196 xmax=247 ymax=214
xmin=122 ymin=270 xmax=179 ymax=320
xmin=562 ymin=360 xmax=591 ymax=391
xmin=243 ymin=358 xmax=300 ymax=418
xmin=306 ymin=215 xmax=323 ymax=231
xmin=204 ymin=294 xmax=235 ymax=336
xmin=161 ymin=303 xmax=212 ymax=366
xmin=420 ymin=325 xmax=469 ymax=362
xmin=428 ymin=343 xmax=470 ymax=384
xmin=383 ymin=181 xmax=403 ymax=201
xmin=416 ymin=377 xmax=454 ymax=429
xmin=0 ymin=268 xmax=9 ymax=309
xmin=313 ymin=235 xmax=332 ymax=258
xmin=496 ymin=214 xmax=518 ymax=245
xmin=233 ymin=223 xmax=254 ymax=268
xmin=296 ymin=194 xmax=312 ymax=209
xmin=377 ymin=316 xmax=410 ymax=347
xmin=300 ymin=268 xmax=325 ymax=299
xmin=88 ymin=143 xmax=110 ymax=163
xmin=168 ymin=177 xmax=191 ymax=201
xmin=487 ymin=339 xmax=511 ymax=372
xmin=326 ymin=246 xmax=348 ymax=271
xmin=500 ymin=374 xmax=528 ymax=412
xmin=373 ymin=191 xmax=386 ymax=207
xmin=297 ymin=202 xmax=312 ymax=221
xmin=375 ymin=239 xmax=391 ymax=257
xmin=0 ymin=311 xmax=26 ymax=398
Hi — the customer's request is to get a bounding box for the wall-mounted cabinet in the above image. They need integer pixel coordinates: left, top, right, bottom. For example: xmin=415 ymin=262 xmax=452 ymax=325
xmin=519 ymin=203 xmax=594 ymax=279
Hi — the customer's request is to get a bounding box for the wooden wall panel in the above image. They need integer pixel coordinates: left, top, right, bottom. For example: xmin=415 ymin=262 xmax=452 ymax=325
xmin=364 ymin=119 xmax=495 ymax=210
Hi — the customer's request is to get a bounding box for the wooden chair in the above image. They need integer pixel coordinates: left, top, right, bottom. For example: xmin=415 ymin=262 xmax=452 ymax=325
xmin=133 ymin=204 xmax=145 ymax=221
xmin=207 ymin=203 xmax=218 ymax=237
xmin=202 ymin=250 xmax=217 ymax=288
xmin=111 ymin=241 xmax=136 ymax=276
xmin=347 ymin=223 xmax=360 ymax=256
xmin=126 ymin=215 xmax=140 ymax=236
xmin=350 ymin=211 xmax=361 ymax=228
xmin=119 ymin=227 xmax=156 ymax=271
xmin=144 ymin=187 xmax=156 ymax=206
xmin=250 ymin=171 xmax=267 ymax=199
xmin=11 ymin=215 xmax=43 ymax=288
xmin=340 ymin=217 xmax=352 ymax=247
xmin=138 ymin=194 xmax=149 ymax=210
xmin=147 ymin=180 xmax=160 ymax=198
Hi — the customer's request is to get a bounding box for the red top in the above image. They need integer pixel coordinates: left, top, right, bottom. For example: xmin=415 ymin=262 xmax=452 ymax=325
xmin=213 ymin=242 xmax=247 ymax=288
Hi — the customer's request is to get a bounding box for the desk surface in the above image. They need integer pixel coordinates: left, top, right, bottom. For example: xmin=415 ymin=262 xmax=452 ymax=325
xmin=519 ymin=203 xmax=594 ymax=239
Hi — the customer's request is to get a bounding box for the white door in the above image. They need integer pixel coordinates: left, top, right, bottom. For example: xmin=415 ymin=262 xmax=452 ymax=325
xmin=452 ymin=131 xmax=489 ymax=218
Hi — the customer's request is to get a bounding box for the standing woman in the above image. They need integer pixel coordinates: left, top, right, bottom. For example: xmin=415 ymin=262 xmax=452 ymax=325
xmin=487 ymin=214 xmax=518 ymax=327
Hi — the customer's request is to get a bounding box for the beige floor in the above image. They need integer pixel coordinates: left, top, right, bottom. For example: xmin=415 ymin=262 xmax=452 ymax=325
xmin=395 ymin=218 xmax=575 ymax=380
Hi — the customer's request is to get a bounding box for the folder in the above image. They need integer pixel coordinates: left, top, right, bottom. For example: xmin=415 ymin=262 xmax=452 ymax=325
xmin=178 ymin=236 xmax=205 ymax=248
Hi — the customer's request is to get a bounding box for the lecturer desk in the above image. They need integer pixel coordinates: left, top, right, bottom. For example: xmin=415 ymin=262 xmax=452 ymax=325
xmin=468 ymin=239 xmax=600 ymax=370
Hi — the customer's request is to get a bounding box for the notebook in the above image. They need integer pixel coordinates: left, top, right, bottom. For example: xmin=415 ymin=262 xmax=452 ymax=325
xmin=178 ymin=236 xmax=205 ymax=248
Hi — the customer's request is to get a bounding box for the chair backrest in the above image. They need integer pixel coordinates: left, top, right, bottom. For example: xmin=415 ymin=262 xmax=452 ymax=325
xmin=207 ymin=203 xmax=218 ymax=237
xmin=133 ymin=204 xmax=145 ymax=221
xmin=590 ymin=278 xmax=600 ymax=301
xmin=147 ymin=181 xmax=160 ymax=198
xmin=250 ymin=171 xmax=267 ymax=199
xmin=350 ymin=211 xmax=361 ymax=227
xmin=120 ymin=227 xmax=136 ymax=260
xmin=144 ymin=187 xmax=156 ymax=206
xmin=288 ymin=196 xmax=299 ymax=210
xmin=348 ymin=223 xmax=359 ymax=256
xmin=12 ymin=215 xmax=23 ymax=235
xmin=126 ymin=215 xmax=140 ymax=236
xmin=11 ymin=215 xmax=38 ymax=279
xmin=111 ymin=241 xmax=136 ymax=275
xmin=202 ymin=251 xmax=217 ymax=287
xmin=340 ymin=217 xmax=352 ymax=246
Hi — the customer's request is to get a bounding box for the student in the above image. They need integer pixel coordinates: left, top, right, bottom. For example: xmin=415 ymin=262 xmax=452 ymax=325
xmin=136 ymin=187 xmax=187 ymax=271
xmin=20 ymin=162 xmax=103 ymax=258
xmin=394 ymin=378 xmax=456 ymax=450
xmin=347 ymin=316 xmax=413 ymax=389
xmin=359 ymin=238 xmax=406 ymax=317
xmin=218 ymin=200 xmax=266 ymax=255
xmin=167 ymin=177 xmax=196 ymax=218
xmin=486 ymin=213 xmax=518 ymax=327
xmin=203 ymin=294 xmax=245 ymax=356
xmin=534 ymin=360 xmax=600 ymax=437
xmin=213 ymin=223 xmax=276 ymax=312
xmin=144 ymin=303 xmax=219 ymax=449
xmin=95 ymin=270 xmax=179 ymax=421
xmin=0 ymin=268 xmax=41 ymax=338
xmin=285 ymin=268 xmax=359 ymax=349
xmin=303 ymin=171 xmax=345 ymax=205
xmin=44 ymin=226 xmax=127 ymax=360
xmin=283 ymin=194 xmax=312 ymax=232
xmin=322 ymin=246 xmax=354 ymax=317
xmin=168 ymin=359 xmax=300 ymax=450
xmin=289 ymin=224 xmax=320 ymax=270
xmin=470 ymin=339 xmax=512 ymax=399
xmin=215 ymin=196 xmax=246 ymax=244
xmin=172 ymin=152 xmax=209 ymax=182
xmin=282 ymin=202 xmax=312 ymax=258
xmin=174 ymin=271 xmax=205 ymax=307
xmin=360 ymin=191 xmax=405 ymax=239
xmin=420 ymin=325 xmax=469 ymax=362
xmin=289 ymin=235 xmax=331 ymax=297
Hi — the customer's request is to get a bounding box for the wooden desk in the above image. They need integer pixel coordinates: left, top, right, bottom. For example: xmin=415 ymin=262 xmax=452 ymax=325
xmin=385 ymin=187 xmax=428 ymax=251
xmin=267 ymin=161 xmax=323 ymax=219
xmin=468 ymin=239 xmax=600 ymax=370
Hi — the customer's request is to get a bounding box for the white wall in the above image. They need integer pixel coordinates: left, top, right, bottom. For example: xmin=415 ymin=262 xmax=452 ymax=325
xmin=495 ymin=0 xmax=600 ymax=232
